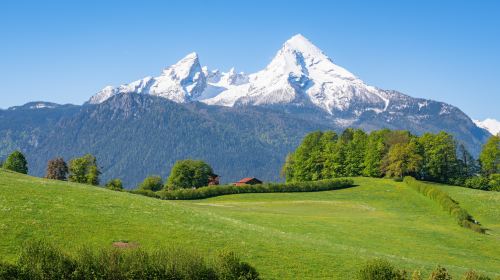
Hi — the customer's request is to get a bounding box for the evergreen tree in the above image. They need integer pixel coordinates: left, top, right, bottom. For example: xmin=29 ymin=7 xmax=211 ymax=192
xmin=457 ymin=143 xmax=478 ymax=179
xmin=45 ymin=157 xmax=68 ymax=180
xmin=3 ymin=151 xmax=28 ymax=174
xmin=479 ymin=135 xmax=500 ymax=176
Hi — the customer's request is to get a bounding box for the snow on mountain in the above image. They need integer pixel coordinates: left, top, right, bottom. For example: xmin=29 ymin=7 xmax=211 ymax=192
xmin=86 ymin=33 xmax=486 ymax=139
xmin=8 ymin=101 xmax=62 ymax=110
xmin=474 ymin=118 xmax=500 ymax=135
xmin=88 ymin=53 xmax=248 ymax=104
xmin=203 ymin=34 xmax=390 ymax=114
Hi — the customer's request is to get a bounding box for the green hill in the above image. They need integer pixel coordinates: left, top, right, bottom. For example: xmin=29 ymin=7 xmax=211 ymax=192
xmin=0 ymin=169 xmax=499 ymax=279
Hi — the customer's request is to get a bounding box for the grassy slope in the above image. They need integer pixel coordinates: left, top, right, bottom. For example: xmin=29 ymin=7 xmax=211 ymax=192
xmin=0 ymin=169 xmax=498 ymax=279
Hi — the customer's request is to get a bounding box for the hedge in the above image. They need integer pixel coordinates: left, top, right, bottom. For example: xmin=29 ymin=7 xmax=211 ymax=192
xmin=0 ymin=240 xmax=260 ymax=280
xmin=404 ymin=177 xmax=485 ymax=233
xmin=131 ymin=178 xmax=354 ymax=200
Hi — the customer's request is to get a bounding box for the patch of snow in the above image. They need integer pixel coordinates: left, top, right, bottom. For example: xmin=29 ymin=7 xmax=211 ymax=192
xmin=474 ymin=118 xmax=500 ymax=135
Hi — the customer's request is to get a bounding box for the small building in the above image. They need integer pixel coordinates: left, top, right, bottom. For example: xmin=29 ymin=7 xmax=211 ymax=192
xmin=232 ymin=177 xmax=262 ymax=186
xmin=208 ymin=174 xmax=220 ymax=186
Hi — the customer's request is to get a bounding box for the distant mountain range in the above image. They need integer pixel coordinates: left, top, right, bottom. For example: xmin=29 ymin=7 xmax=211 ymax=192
xmin=0 ymin=34 xmax=492 ymax=187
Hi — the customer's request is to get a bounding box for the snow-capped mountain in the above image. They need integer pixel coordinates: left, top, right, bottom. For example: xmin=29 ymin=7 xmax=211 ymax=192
xmin=474 ymin=119 xmax=500 ymax=135
xmin=204 ymin=34 xmax=389 ymax=115
xmin=88 ymin=52 xmax=248 ymax=104
xmin=88 ymin=34 xmax=453 ymax=123
xmin=85 ymin=34 xmax=490 ymax=153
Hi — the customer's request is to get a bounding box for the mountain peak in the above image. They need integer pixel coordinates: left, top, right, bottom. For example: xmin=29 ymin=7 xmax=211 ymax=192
xmin=283 ymin=34 xmax=322 ymax=55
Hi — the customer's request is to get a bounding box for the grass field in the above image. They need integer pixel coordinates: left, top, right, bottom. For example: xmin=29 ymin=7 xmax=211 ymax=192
xmin=0 ymin=169 xmax=499 ymax=279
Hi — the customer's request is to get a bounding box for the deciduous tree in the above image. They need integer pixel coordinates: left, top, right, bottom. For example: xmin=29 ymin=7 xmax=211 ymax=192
xmin=45 ymin=157 xmax=68 ymax=180
xmin=3 ymin=151 xmax=28 ymax=174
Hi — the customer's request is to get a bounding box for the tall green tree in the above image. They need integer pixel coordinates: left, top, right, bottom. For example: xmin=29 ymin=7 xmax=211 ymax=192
xmin=166 ymin=159 xmax=214 ymax=189
xmin=283 ymin=131 xmax=326 ymax=182
xmin=479 ymin=135 xmax=500 ymax=176
xmin=344 ymin=129 xmax=367 ymax=176
xmin=68 ymin=154 xmax=101 ymax=185
xmin=419 ymin=132 xmax=459 ymax=183
xmin=363 ymin=131 xmax=387 ymax=177
xmin=456 ymin=143 xmax=478 ymax=180
xmin=382 ymin=140 xmax=422 ymax=178
xmin=3 ymin=151 xmax=28 ymax=174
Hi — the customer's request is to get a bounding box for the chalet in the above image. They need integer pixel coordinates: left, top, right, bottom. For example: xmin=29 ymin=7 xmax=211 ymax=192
xmin=232 ymin=177 xmax=263 ymax=186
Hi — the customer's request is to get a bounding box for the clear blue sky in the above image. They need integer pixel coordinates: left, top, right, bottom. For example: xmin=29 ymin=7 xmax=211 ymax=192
xmin=1 ymin=0 xmax=499 ymax=119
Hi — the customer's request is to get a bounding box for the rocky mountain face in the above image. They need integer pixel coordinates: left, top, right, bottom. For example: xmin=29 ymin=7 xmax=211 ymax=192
xmin=0 ymin=34 xmax=492 ymax=187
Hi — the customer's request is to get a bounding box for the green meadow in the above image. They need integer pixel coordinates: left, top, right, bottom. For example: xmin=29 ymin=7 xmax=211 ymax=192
xmin=0 ymin=169 xmax=499 ymax=279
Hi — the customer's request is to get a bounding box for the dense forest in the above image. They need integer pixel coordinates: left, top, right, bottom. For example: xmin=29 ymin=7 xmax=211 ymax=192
xmin=282 ymin=129 xmax=500 ymax=191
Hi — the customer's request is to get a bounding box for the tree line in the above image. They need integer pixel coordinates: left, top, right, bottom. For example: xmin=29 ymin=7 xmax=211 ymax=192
xmin=1 ymin=152 xmax=217 ymax=192
xmin=282 ymin=128 xmax=500 ymax=191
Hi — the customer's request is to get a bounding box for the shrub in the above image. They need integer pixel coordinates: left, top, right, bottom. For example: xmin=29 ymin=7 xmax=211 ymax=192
xmin=462 ymin=270 xmax=492 ymax=280
xmin=464 ymin=176 xmax=491 ymax=191
xmin=488 ymin=174 xmax=500 ymax=192
xmin=428 ymin=265 xmax=452 ymax=280
xmin=214 ymin=250 xmax=260 ymax=280
xmin=411 ymin=270 xmax=422 ymax=280
xmin=404 ymin=177 xmax=485 ymax=233
xmin=105 ymin=178 xmax=124 ymax=191
xmin=0 ymin=261 xmax=19 ymax=280
xmin=357 ymin=259 xmax=407 ymax=280
xmin=138 ymin=175 xmax=163 ymax=192
xmin=7 ymin=240 xmax=259 ymax=279
xmin=17 ymin=240 xmax=77 ymax=279
xmin=131 ymin=178 xmax=354 ymax=200
xmin=2 ymin=150 xmax=28 ymax=174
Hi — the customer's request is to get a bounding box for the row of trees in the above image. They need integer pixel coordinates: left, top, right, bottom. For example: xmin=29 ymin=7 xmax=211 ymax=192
xmin=2 ymin=151 xmax=216 ymax=191
xmin=282 ymin=129 xmax=500 ymax=190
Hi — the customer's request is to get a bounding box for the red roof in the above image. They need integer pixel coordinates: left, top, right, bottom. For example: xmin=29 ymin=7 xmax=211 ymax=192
xmin=237 ymin=177 xmax=256 ymax=183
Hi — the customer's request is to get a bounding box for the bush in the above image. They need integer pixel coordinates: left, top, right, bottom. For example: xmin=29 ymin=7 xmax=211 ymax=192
xmin=428 ymin=265 xmax=452 ymax=280
xmin=0 ymin=261 xmax=19 ymax=279
xmin=462 ymin=270 xmax=492 ymax=280
xmin=357 ymin=259 xmax=407 ymax=280
xmin=138 ymin=175 xmax=163 ymax=192
xmin=105 ymin=178 xmax=123 ymax=191
xmin=464 ymin=176 xmax=491 ymax=191
xmin=488 ymin=174 xmax=500 ymax=192
xmin=131 ymin=178 xmax=354 ymax=200
xmin=6 ymin=240 xmax=259 ymax=280
xmin=214 ymin=250 xmax=260 ymax=280
xmin=404 ymin=177 xmax=485 ymax=233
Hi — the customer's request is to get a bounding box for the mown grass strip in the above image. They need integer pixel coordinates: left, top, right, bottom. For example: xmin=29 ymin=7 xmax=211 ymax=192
xmin=404 ymin=176 xmax=485 ymax=233
xmin=131 ymin=178 xmax=354 ymax=200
